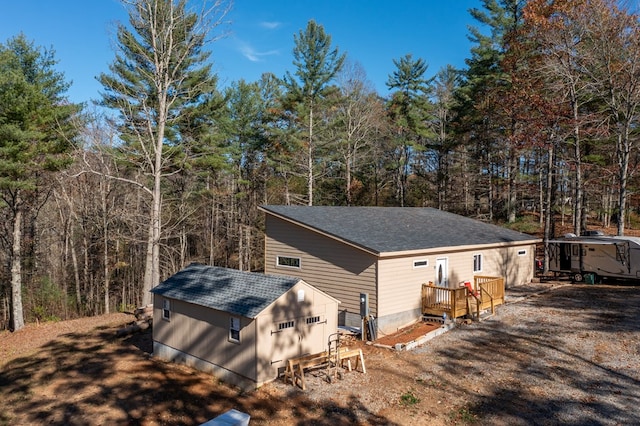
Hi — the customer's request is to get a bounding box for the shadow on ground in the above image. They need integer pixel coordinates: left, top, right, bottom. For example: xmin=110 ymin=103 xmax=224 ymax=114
xmin=0 ymin=325 xmax=393 ymax=425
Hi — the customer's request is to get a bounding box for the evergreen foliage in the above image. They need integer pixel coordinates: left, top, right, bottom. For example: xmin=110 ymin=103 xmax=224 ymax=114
xmin=282 ymin=20 xmax=346 ymax=205
xmin=0 ymin=34 xmax=80 ymax=330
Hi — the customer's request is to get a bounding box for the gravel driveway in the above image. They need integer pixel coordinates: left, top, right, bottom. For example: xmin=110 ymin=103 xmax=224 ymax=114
xmin=407 ymin=282 xmax=640 ymax=425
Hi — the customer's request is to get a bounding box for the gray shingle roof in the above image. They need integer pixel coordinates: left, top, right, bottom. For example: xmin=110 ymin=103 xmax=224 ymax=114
xmin=150 ymin=263 xmax=301 ymax=318
xmin=261 ymin=206 xmax=539 ymax=254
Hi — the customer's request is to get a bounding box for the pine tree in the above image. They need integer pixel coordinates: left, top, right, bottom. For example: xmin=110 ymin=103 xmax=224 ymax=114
xmin=98 ymin=0 xmax=228 ymax=305
xmin=386 ymin=54 xmax=432 ymax=207
xmin=457 ymin=0 xmax=526 ymax=220
xmin=282 ymin=20 xmax=345 ymax=206
xmin=0 ymin=34 xmax=80 ymax=331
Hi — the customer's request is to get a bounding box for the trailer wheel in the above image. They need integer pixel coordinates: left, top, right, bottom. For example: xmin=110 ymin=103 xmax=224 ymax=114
xmin=573 ymin=272 xmax=583 ymax=282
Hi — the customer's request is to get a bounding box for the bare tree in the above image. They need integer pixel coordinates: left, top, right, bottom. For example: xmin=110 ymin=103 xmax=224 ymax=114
xmin=332 ymin=61 xmax=384 ymax=205
xmin=524 ymin=0 xmax=598 ymax=235
xmin=582 ymin=0 xmax=640 ymax=235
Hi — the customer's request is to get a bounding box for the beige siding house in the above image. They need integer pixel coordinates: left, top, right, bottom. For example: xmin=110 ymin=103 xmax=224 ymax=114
xmin=259 ymin=206 xmax=540 ymax=335
xmin=151 ymin=263 xmax=339 ymax=390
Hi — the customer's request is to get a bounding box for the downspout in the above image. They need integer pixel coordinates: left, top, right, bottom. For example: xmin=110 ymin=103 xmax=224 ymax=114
xmin=255 ymin=316 xmax=260 ymax=384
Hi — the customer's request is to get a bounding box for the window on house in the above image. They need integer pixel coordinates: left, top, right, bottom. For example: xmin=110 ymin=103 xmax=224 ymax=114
xmin=276 ymin=255 xmax=301 ymax=269
xmin=278 ymin=320 xmax=295 ymax=330
xmin=162 ymin=298 xmax=171 ymax=321
xmin=413 ymin=259 xmax=428 ymax=268
xmin=229 ymin=317 xmax=240 ymax=343
xmin=473 ymin=254 xmax=483 ymax=273
xmin=518 ymin=250 xmax=527 ymax=256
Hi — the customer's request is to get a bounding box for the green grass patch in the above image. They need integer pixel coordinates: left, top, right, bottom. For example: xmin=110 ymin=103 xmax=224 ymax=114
xmin=449 ymin=406 xmax=478 ymax=423
xmin=399 ymin=389 xmax=420 ymax=406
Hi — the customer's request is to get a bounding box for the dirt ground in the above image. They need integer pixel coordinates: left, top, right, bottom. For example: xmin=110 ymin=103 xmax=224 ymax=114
xmin=1 ymin=281 xmax=639 ymax=425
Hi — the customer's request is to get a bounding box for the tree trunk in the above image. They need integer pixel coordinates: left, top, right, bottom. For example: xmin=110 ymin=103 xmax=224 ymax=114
xmin=543 ymin=143 xmax=555 ymax=273
xmin=83 ymin=234 xmax=91 ymax=312
xmin=238 ymin=225 xmax=244 ymax=271
xmin=463 ymin=146 xmax=470 ymax=214
xmin=245 ymin=225 xmax=251 ymax=270
xmin=572 ymin=97 xmax=583 ymax=236
xmin=142 ymin=94 xmax=166 ymax=306
xmin=307 ymin=103 xmax=314 ymax=206
xmin=283 ymin=171 xmax=291 ymax=205
xmin=617 ymin=127 xmax=631 ymax=236
xmin=101 ymin=179 xmax=111 ymax=314
xmin=207 ymin=177 xmax=216 ymax=265
xmin=71 ymin=236 xmax=81 ymax=313
xmin=488 ymin=154 xmax=493 ymax=222
xmin=507 ymin=140 xmax=517 ymax=223
xmin=10 ymin=204 xmax=25 ymax=331
xmin=538 ymin=160 xmax=544 ymax=227
xmin=346 ymin=149 xmax=352 ymax=206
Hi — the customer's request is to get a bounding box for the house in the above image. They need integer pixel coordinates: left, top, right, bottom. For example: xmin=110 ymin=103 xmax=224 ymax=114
xmin=259 ymin=206 xmax=541 ymax=335
xmin=150 ymin=263 xmax=339 ymax=390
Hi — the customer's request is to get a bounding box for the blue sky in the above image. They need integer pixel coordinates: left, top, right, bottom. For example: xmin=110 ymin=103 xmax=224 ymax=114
xmin=0 ymin=0 xmax=482 ymax=105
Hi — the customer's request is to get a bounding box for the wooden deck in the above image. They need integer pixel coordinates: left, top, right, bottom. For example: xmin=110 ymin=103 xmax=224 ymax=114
xmin=422 ymin=276 xmax=505 ymax=320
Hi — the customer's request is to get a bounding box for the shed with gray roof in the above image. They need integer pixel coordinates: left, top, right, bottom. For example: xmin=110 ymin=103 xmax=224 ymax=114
xmin=259 ymin=206 xmax=540 ymax=334
xmin=151 ymin=263 xmax=339 ymax=390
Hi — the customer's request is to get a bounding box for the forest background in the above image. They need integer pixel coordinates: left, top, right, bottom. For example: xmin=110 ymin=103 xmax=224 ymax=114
xmin=1 ymin=0 xmax=639 ymax=331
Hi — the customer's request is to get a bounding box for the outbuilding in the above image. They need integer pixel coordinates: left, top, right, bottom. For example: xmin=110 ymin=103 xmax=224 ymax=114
xmin=151 ymin=263 xmax=339 ymax=390
xmin=259 ymin=206 xmax=540 ymax=335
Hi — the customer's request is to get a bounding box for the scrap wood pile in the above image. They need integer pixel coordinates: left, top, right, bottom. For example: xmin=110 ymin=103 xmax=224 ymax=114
xmin=116 ymin=304 xmax=153 ymax=337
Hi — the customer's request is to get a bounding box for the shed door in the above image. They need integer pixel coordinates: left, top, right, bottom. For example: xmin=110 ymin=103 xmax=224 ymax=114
xmin=302 ymin=315 xmax=327 ymax=355
xmin=271 ymin=320 xmax=302 ymax=364
xmin=270 ymin=315 xmax=326 ymax=364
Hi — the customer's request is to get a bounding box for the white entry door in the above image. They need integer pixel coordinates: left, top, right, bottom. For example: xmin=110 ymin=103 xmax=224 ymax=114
xmin=435 ymin=257 xmax=449 ymax=288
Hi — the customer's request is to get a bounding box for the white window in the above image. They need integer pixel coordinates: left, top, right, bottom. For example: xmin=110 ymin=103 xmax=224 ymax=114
xmin=229 ymin=317 xmax=240 ymax=343
xmin=413 ymin=259 xmax=429 ymax=268
xmin=162 ymin=298 xmax=171 ymax=321
xmin=473 ymin=254 xmax=483 ymax=273
xmin=276 ymin=255 xmax=301 ymax=269
xmin=518 ymin=249 xmax=527 ymax=256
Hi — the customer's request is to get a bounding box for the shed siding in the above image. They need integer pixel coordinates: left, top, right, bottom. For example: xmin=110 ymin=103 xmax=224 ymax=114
xmin=264 ymin=215 xmax=377 ymax=325
xmin=152 ymin=295 xmax=257 ymax=381
xmin=255 ymin=281 xmax=338 ymax=384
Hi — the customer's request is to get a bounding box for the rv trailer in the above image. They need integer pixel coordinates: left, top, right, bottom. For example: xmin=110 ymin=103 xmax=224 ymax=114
xmin=548 ymin=235 xmax=640 ymax=282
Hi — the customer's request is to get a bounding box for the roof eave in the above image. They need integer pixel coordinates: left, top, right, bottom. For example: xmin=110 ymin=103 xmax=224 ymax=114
xmin=378 ymin=239 xmax=542 ymax=258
